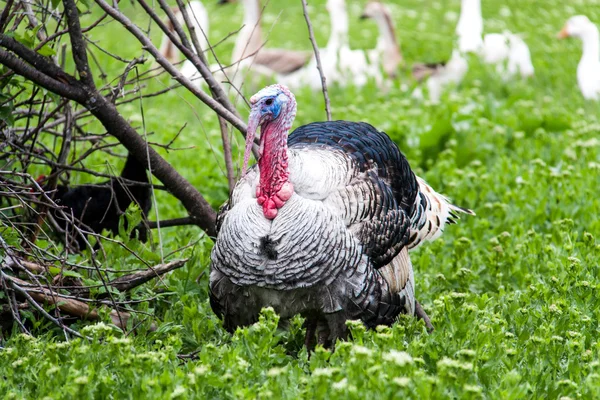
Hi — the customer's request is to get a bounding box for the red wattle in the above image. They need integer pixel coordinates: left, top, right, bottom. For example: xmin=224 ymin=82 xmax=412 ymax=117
xmin=272 ymin=196 xmax=285 ymax=208
xmin=252 ymin=92 xmax=297 ymax=220
xmin=263 ymin=207 xmax=278 ymax=220
xmin=256 ymin=120 xmax=294 ymax=219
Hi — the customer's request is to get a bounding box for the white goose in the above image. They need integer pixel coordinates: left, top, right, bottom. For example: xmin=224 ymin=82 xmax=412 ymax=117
xmin=455 ymin=0 xmax=483 ymax=53
xmin=413 ymin=0 xmax=534 ymax=102
xmin=558 ymin=15 xmax=600 ymax=100
xmin=455 ymin=0 xmax=534 ymax=79
xmin=412 ymin=50 xmax=468 ymax=104
xmin=480 ymin=32 xmax=534 ymax=79
xmin=481 ymin=15 xmax=534 ymax=78
xmin=158 ymin=1 xmax=209 ymax=65
xmin=481 ymin=33 xmax=510 ymax=65
xmin=505 ymin=32 xmax=534 ymax=79
xmin=282 ymin=0 xmax=384 ymax=90
xmin=360 ymin=0 xmax=403 ymax=79
xmin=221 ymin=0 xmax=311 ymax=75
xmin=157 ymin=1 xmax=213 ymax=87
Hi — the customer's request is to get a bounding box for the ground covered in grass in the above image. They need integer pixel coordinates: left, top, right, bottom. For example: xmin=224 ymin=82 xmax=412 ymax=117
xmin=2 ymin=0 xmax=600 ymax=398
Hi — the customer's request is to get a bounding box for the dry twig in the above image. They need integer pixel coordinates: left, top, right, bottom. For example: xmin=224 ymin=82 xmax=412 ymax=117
xmin=300 ymin=0 xmax=331 ymax=121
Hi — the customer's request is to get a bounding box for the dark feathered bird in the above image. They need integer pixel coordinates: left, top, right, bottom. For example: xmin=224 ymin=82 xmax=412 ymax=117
xmin=40 ymin=153 xmax=152 ymax=250
xmin=210 ymin=84 xmax=473 ymax=348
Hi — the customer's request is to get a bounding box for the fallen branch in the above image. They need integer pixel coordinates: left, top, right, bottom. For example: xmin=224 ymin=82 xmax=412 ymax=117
xmin=5 ymin=273 xmax=86 ymax=339
xmin=177 ymin=349 xmax=201 ymax=361
xmin=1 ymin=273 xmax=130 ymax=330
xmin=18 ymin=260 xmax=46 ymax=274
xmin=108 ymin=259 xmax=188 ymax=292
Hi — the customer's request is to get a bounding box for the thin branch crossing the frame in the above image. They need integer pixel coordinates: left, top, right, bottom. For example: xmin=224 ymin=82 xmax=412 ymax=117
xmin=300 ymin=0 xmax=332 ymax=121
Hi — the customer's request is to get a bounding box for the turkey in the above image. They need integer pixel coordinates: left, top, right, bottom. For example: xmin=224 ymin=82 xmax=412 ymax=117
xmin=210 ymin=84 xmax=473 ymax=348
xmin=37 ymin=152 xmax=152 ymax=250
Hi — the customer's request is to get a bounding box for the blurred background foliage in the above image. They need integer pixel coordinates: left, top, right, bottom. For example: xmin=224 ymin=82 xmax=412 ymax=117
xmin=1 ymin=0 xmax=600 ymax=398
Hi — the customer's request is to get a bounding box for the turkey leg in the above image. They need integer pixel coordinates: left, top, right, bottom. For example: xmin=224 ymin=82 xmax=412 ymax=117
xmin=303 ymin=318 xmax=318 ymax=351
xmin=414 ymin=300 xmax=434 ymax=333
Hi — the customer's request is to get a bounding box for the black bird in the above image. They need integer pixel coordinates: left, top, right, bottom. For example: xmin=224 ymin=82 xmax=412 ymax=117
xmin=40 ymin=153 xmax=152 ymax=250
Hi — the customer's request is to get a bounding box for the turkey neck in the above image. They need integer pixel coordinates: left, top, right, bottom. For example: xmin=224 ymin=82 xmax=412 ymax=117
xmin=258 ymin=118 xmax=290 ymax=198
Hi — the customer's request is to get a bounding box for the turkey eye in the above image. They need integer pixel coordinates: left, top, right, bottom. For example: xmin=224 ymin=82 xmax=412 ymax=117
xmin=265 ymin=98 xmax=274 ymax=106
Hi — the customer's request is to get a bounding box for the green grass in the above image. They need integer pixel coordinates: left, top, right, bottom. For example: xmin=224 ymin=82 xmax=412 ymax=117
xmin=2 ymin=0 xmax=600 ymax=398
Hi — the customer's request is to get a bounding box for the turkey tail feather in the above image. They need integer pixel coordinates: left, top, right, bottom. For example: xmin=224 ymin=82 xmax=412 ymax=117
xmin=378 ymin=247 xmax=415 ymax=316
xmin=408 ymin=176 xmax=474 ymax=249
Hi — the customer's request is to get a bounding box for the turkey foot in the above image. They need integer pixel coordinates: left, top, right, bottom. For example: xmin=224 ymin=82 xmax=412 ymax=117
xmin=316 ymin=322 xmax=332 ymax=349
xmin=415 ymin=300 xmax=434 ymax=333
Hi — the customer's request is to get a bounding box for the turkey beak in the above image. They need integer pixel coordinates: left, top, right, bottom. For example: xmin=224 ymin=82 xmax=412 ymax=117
xmin=243 ymin=109 xmax=261 ymax=176
xmin=557 ymin=26 xmax=569 ymax=39
xmin=359 ymin=14 xmax=368 ymax=20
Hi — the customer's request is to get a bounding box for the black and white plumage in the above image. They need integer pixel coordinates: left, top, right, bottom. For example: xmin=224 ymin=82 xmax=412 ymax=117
xmin=408 ymin=176 xmax=475 ymax=249
xmin=209 ymin=84 xmax=473 ymax=347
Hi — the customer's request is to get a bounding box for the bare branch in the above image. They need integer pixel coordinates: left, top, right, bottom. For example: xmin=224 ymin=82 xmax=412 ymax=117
xmin=160 ymin=0 xmax=232 ymax=110
xmin=19 ymin=0 xmax=48 ymax=41
xmin=0 ymin=0 xmax=15 ymax=33
xmin=300 ymin=0 xmax=331 ymax=121
xmin=95 ymin=0 xmax=247 ymax=134
xmin=0 ymin=47 xmax=86 ymax=102
xmin=147 ymin=216 xmax=202 ymax=229
xmin=109 ymin=56 xmax=146 ymax=102
xmin=0 ymin=34 xmax=79 ymax=86
xmin=0 ymin=35 xmax=218 ymax=237
xmin=219 ymin=117 xmax=236 ymax=192
xmin=63 ymin=0 xmax=95 ymax=87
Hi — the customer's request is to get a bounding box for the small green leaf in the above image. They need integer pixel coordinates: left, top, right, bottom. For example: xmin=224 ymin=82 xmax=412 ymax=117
xmin=37 ymin=44 xmax=56 ymax=57
xmin=48 ymin=266 xmax=61 ymax=276
xmin=62 ymin=270 xmax=83 ymax=279
xmin=0 ymin=105 xmax=15 ymax=126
